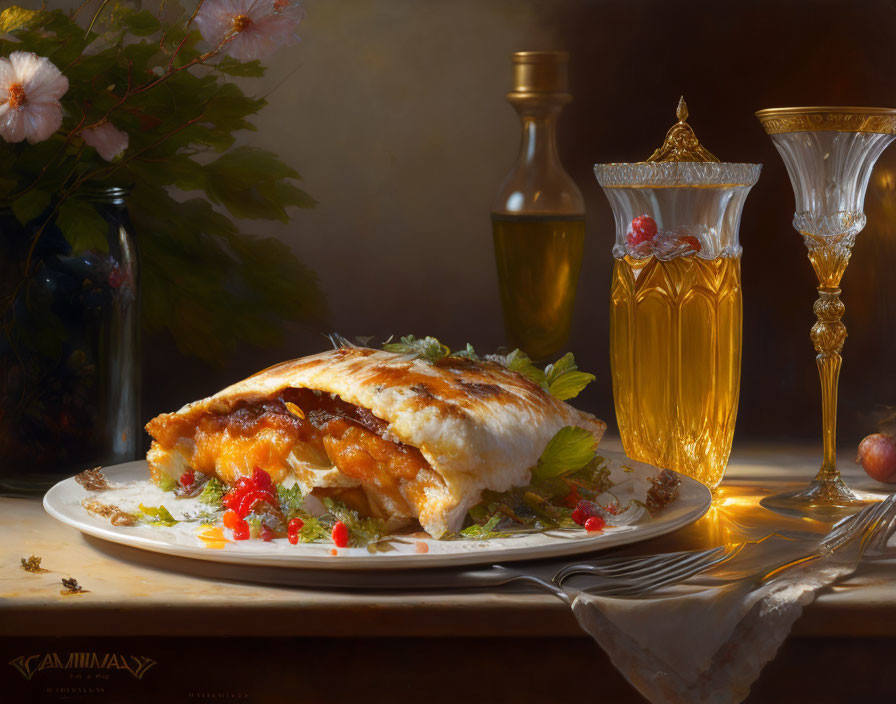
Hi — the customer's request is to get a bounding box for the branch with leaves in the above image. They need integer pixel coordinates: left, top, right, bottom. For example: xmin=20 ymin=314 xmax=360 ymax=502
xmin=0 ymin=1 xmax=325 ymax=362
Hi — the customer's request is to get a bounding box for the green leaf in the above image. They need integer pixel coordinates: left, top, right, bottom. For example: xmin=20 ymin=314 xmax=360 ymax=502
xmin=322 ymin=497 xmax=387 ymax=547
xmin=56 ymin=198 xmax=110 ymax=254
xmin=548 ymin=370 xmax=596 ymax=402
xmin=199 ymin=478 xmax=227 ymax=507
xmin=11 ymin=190 xmax=51 ymax=225
xmin=545 ymin=353 xmax=576 ymax=384
xmin=277 ymin=484 xmax=305 ymax=519
xmin=138 ymin=504 xmax=179 ymax=526
xmin=503 ymin=348 xmax=546 ymax=387
xmin=0 ymin=6 xmax=40 ymax=33
xmin=459 ymin=514 xmax=502 ymax=539
xmin=451 ymin=343 xmax=479 ymax=361
xmin=123 ymin=10 xmax=161 ymax=37
xmin=544 ymin=352 xmax=595 ymax=401
xmin=215 ymin=58 xmax=266 ymax=77
xmin=204 ymin=146 xmax=310 ymax=221
xmin=533 ymin=426 xmax=597 ymax=481
xmin=382 ymin=335 xmax=450 ymax=362
xmin=154 ymin=474 xmax=177 ymax=492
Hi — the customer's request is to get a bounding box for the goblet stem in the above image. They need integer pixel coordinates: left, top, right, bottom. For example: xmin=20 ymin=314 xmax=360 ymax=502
xmin=811 ymin=287 xmax=846 ymax=485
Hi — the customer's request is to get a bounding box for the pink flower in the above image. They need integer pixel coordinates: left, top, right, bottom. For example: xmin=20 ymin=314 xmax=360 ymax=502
xmin=0 ymin=51 xmax=68 ymax=144
xmin=82 ymin=121 xmax=129 ymax=161
xmin=195 ymin=0 xmax=305 ymax=61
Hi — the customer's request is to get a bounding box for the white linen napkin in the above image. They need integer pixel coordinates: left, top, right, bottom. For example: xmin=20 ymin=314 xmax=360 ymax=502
xmin=563 ymin=531 xmax=885 ymax=704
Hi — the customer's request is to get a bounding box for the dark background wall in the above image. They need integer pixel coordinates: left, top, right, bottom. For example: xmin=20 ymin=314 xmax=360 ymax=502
xmin=132 ymin=0 xmax=896 ymax=448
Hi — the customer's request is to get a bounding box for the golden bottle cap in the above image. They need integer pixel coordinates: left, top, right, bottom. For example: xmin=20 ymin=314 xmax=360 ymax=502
xmin=509 ymin=51 xmax=570 ymax=100
xmin=645 ymin=97 xmax=719 ymax=163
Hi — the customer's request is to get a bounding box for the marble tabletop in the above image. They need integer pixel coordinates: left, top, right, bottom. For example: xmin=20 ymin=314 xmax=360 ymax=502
xmin=3 ymin=440 xmax=895 ymax=639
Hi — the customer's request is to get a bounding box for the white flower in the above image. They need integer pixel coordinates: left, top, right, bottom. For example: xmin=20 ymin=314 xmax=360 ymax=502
xmin=82 ymin=122 xmax=129 ymax=161
xmin=0 ymin=51 xmax=68 ymax=144
xmin=195 ymin=0 xmax=305 ymax=61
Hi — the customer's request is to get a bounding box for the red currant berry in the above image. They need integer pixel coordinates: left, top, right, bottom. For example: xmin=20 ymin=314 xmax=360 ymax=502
xmin=180 ymin=470 xmax=195 ymax=488
xmin=260 ymin=524 xmax=274 ymax=542
xmin=678 ymin=235 xmax=702 ymax=252
xmin=251 ymin=466 xmax=273 ymax=489
xmin=288 ymin=517 xmax=304 ymax=534
xmin=232 ymin=520 xmax=250 ymax=541
xmin=627 ymin=214 xmax=658 ymax=247
xmin=571 ymin=508 xmax=586 ymax=526
xmin=584 ymin=516 xmax=605 ymax=532
xmin=331 ymin=521 xmax=349 ymax=548
xmin=288 ymin=532 xmax=299 ymax=545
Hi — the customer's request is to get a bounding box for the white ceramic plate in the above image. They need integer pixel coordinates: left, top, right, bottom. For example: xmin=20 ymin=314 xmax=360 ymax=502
xmin=44 ymin=451 xmax=711 ymax=571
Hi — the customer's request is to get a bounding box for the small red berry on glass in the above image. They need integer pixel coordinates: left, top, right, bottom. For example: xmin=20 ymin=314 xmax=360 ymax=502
xmin=331 ymin=521 xmax=349 ymax=548
xmin=678 ymin=235 xmax=702 ymax=252
xmin=180 ymin=470 xmax=195 ymax=488
xmin=571 ymin=508 xmax=586 ymax=526
xmin=584 ymin=516 xmax=605 ymax=532
xmin=260 ymin=524 xmax=274 ymax=542
xmin=627 ymin=214 xmax=658 ymax=247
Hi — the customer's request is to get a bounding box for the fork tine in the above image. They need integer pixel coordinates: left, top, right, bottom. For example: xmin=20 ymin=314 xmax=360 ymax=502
xmin=585 ymin=546 xmax=741 ymax=598
xmin=553 ymin=546 xmax=724 ymax=585
xmin=860 ymin=496 xmax=896 ymax=556
xmin=822 ymin=498 xmax=889 ymax=553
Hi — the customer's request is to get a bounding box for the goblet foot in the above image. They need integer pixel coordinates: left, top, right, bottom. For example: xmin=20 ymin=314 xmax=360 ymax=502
xmin=760 ymin=477 xmax=867 ymax=521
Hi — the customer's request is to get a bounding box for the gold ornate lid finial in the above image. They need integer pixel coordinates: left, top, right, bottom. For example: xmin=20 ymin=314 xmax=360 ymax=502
xmin=645 ymin=96 xmax=720 ymax=163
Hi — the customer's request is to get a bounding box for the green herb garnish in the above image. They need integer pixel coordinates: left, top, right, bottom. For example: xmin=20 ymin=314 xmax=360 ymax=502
xmin=459 ymin=514 xmax=503 ymax=539
xmin=277 ymin=484 xmax=305 ymax=520
xmin=533 ymin=426 xmax=598 ymax=481
xmin=380 ymin=336 xmax=595 ymax=401
xmin=322 ymin=497 xmax=388 ymax=548
xmin=382 ymin=335 xmax=451 ymax=362
xmin=544 ymin=353 xmax=596 ymax=401
xmin=199 ymin=478 xmax=227 ymax=507
xmin=137 ymin=504 xmax=179 ymax=526
xmin=154 ymin=474 xmax=177 ymax=492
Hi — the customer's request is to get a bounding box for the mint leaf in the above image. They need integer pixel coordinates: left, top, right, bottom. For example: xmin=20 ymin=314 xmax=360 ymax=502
xmin=544 ymin=352 xmax=595 ymax=401
xmin=138 ymin=504 xmax=179 ymax=526
xmin=503 ymin=348 xmax=546 ymax=387
xmin=545 ymin=352 xmax=576 ymax=384
xmin=533 ymin=426 xmax=597 ymax=481
xmin=548 ymin=371 xmax=596 ymax=401
xmin=382 ymin=335 xmax=450 ymax=362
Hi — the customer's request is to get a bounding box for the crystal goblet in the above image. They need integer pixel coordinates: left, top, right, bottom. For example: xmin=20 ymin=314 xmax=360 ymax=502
xmin=756 ymin=107 xmax=896 ymax=518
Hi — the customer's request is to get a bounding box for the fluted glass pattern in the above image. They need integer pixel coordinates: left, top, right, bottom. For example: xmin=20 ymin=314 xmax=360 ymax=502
xmin=769 ymin=131 xmax=896 ymax=237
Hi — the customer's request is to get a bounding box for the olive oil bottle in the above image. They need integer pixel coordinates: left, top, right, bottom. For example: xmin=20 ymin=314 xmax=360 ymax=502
xmin=492 ymin=51 xmax=585 ymax=361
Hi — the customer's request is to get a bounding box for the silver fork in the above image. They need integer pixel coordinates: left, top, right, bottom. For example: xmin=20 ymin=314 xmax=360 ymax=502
xmin=552 ymin=544 xmax=743 ymax=587
xmin=474 ymin=544 xmax=743 ymax=604
xmin=545 ymin=494 xmax=896 ymax=598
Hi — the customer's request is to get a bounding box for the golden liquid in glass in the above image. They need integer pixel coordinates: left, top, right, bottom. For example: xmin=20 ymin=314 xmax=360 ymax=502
xmin=610 ymin=254 xmax=742 ymax=488
xmin=492 ymin=214 xmax=585 ymax=361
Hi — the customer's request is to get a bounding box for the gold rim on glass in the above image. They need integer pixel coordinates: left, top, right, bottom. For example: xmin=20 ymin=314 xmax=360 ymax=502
xmin=756 ymin=106 xmax=896 ymax=135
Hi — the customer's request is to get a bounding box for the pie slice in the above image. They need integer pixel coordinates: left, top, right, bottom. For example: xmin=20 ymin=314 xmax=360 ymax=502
xmin=145 ymin=347 xmax=605 ymax=538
